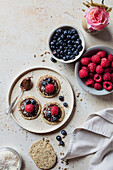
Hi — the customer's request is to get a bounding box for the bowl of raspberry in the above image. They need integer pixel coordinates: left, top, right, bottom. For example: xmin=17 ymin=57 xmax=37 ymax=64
xmin=49 ymin=25 xmax=85 ymax=63
xmin=75 ymin=46 xmax=113 ymax=95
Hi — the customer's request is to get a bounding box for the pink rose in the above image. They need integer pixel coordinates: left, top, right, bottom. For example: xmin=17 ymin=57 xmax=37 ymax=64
xmin=84 ymin=7 xmax=109 ymax=31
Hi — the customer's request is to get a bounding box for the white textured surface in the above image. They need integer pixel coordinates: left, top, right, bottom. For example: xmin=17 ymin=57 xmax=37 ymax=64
xmin=0 ymin=0 xmax=113 ymax=169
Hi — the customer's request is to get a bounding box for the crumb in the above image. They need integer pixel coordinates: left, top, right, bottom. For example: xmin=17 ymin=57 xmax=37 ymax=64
xmin=60 ymin=153 xmax=62 ymax=155
xmin=34 ymin=54 xmax=36 ymax=58
xmin=46 ymin=140 xmax=49 ymax=142
xmin=42 ymin=137 xmax=45 ymax=141
xmin=65 ymin=160 xmax=69 ymax=165
xmin=58 ymin=166 xmax=61 ymax=169
xmin=77 ymin=92 xmax=80 ymax=98
xmin=58 ymin=143 xmax=60 ymax=146
xmin=42 ymin=59 xmax=45 ymax=62
xmin=41 ymin=54 xmax=43 ymax=56
xmin=45 ymin=52 xmax=47 ymax=54
xmin=62 ymin=135 xmax=65 ymax=138
xmin=80 ymin=99 xmax=83 ymax=101
xmin=64 ymin=168 xmax=67 ymax=170
xmin=61 ymin=161 xmax=64 ymax=164
xmin=62 ymin=153 xmax=64 ymax=155
xmin=48 ymin=52 xmax=50 ymax=54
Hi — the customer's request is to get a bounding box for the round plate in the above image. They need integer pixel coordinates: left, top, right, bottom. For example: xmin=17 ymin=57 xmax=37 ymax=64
xmin=75 ymin=46 xmax=113 ymax=95
xmin=8 ymin=67 xmax=74 ymax=133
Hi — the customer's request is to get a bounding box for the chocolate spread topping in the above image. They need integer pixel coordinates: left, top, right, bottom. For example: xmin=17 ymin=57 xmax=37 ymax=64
xmin=39 ymin=77 xmax=58 ymax=96
xmin=19 ymin=98 xmax=39 ymax=117
xmin=43 ymin=104 xmax=62 ymax=122
xmin=20 ymin=77 xmax=33 ymax=91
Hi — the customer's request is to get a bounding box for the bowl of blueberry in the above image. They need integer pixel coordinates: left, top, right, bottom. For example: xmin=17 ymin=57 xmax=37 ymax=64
xmin=75 ymin=46 xmax=113 ymax=95
xmin=49 ymin=25 xmax=85 ymax=63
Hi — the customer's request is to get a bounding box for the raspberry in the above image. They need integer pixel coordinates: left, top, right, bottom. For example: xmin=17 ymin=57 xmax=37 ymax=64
xmin=111 ymin=61 xmax=113 ymax=68
xmin=45 ymin=84 xmax=55 ymax=93
xmin=96 ymin=65 xmax=103 ymax=74
xmin=103 ymin=81 xmax=112 ymax=91
xmin=89 ymin=73 xmax=94 ymax=78
xmin=88 ymin=63 xmax=96 ymax=72
xmin=94 ymin=74 xmax=102 ymax=83
xmin=80 ymin=57 xmax=89 ymax=65
xmin=111 ymin=73 xmax=113 ymax=82
xmin=51 ymin=106 xmax=58 ymax=116
xmin=86 ymin=78 xmax=94 ymax=87
xmin=94 ymin=83 xmax=102 ymax=90
xmin=79 ymin=69 xmax=88 ymax=78
xmin=25 ymin=104 xmax=34 ymax=113
xmin=92 ymin=55 xmax=100 ymax=64
xmin=104 ymin=68 xmax=110 ymax=73
xmin=101 ymin=58 xmax=110 ymax=68
xmin=108 ymin=54 xmax=113 ymax=62
xmin=97 ymin=51 xmax=106 ymax=58
xmin=82 ymin=66 xmax=89 ymax=72
xmin=103 ymin=72 xmax=111 ymax=81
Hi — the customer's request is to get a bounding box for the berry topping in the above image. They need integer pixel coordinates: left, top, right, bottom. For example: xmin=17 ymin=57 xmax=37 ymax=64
xmin=52 ymin=116 xmax=58 ymax=122
xmin=80 ymin=57 xmax=89 ymax=65
xmin=46 ymin=112 xmax=51 ymax=118
xmin=42 ymin=81 xmax=47 ymax=87
xmin=96 ymin=65 xmax=103 ymax=74
xmin=51 ymin=106 xmax=59 ymax=116
xmin=101 ymin=58 xmax=110 ymax=68
xmin=25 ymin=104 xmax=34 ymax=113
xmin=86 ymin=78 xmax=94 ymax=87
xmin=82 ymin=66 xmax=89 ymax=72
xmin=61 ymin=130 xmax=67 ymax=136
xmin=31 ymin=99 xmax=36 ymax=105
xmin=56 ymin=135 xmax=62 ymax=141
xmin=79 ymin=69 xmax=88 ymax=78
xmin=60 ymin=141 xmax=65 ymax=146
xmin=88 ymin=63 xmax=96 ymax=72
xmin=47 ymin=78 xmax=52 ymax=83
xmin=45 ymin=84 xmax=55 ymax=93
xmin=59 ymin=96 xmax=64 ymax=101
xmin=92 ymin=55 xmax=100 ymax=64
xmin=97 ymin=51 xmax=106 ymax=58
xmin=103 ymin=72 xmax=111 ymax=81
xmin=108 ymin=54 xmax=113 ymax=62
xmin=63 ymin=102 xmax=68 ymax=107
xmin=94 ymin=74 xmax=102 ymax=83
xmin=94 ymin=83 xmax=102 ymax=90
xmin=103 ymin=82 xmax=112 ymax=91
xmin=26 ymin=100 xmax=31 ymax=105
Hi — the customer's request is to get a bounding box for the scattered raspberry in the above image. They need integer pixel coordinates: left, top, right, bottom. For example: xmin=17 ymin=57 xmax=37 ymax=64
xmin=51 ymin=106 xmax=59 ymax=116
xmin=25 ymin=104 xmax=34 ymax=113
xmin=82 ymin=66 xmax=89 ymax=72
xmin=97 ymin=51 xmax=106 ymax=58
xmin=79 ymin=69 xmax=88 ymax=78
xmin=103 ymin=81 xmax=112 ymax=91
xmin=80 ymin=57 xmax=90 ymax=65
xmin=96 ymin=65 xmax=103 ymax=74
xmin=101 ymin=58 xmax=110 ymax=68
xmin=45 ymin=84 xmax=55 ymax=93
xmin=88 ymin=63 xmax=96 ymax=72
xmin=104 ymin=68 xmax=111 ymax=73
xmin=92 ymin=55 xmax=100 ymax=64
xmin=108 ymin=54 xmax=113 ymax=62
xmin=103 ymin=72 xmax=111 ymax=81
xmin=111 ymin=73 xmax=113 ymax=83
xmin=111 ymin=61 xmax=113 ymax=68
xmin=89 ymin=73 xmax=94 ymax=78
xmin=86 ymin=78 xmax=94 ymax=87
xmin=94 ymin=83 xmax=102 ymax=90
xmin=94 ymin=74 xmax=102 ymax=83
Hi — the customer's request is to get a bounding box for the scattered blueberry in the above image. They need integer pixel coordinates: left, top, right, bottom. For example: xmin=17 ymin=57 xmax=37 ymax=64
xmin=63 ymin=102 xmax=68 ymax=107
xmin=46 ymin=112 xmax=51 ymax=118
xmin=42 ymin=81 xmax=47 ymax=86
xmin=61 ymin=130 xmax=67 ymax=136
xmin=26 ymin=100 xmax=31 ymax=105
xmin=31 ymin=99 xmax=36 ymax=105
xmin=50 ymin=57 xmax=57 ymax=63
xmin=77 ymin=45 xmax=83 ymax=51
xmin=56 ymin=135 xmax=62 ymax=141
xmin=47 ymin=78 xmax=52 ymax=83
xmin=60 ymin=141 xmax=65 ymax=146
xmin=59 ymin=96 xmax=64 ymax=101
xmin=52 ymin=116 xmax=58 ymax=122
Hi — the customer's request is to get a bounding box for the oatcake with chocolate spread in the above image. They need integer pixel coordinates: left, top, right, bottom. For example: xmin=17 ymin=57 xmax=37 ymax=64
xmin=18 ymin=96 xmax=41 ymax=120
xmin=37 ymin=75 xmax=60 ymax=98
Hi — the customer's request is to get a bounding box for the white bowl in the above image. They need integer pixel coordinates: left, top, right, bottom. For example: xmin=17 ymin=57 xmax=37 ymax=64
xmin=75 ymin=46 xmax=113 ymax=95
xmin=48 ymin=25 xmax=85 ymax=64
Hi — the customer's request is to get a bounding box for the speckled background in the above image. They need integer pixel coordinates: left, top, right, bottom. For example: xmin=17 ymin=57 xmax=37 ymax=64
xmin=0 ymin=0 xmax=113 ymax=169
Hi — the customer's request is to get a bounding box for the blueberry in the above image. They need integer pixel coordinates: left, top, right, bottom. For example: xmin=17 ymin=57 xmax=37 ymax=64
xmin=53 ymin=35 xmax=57 ymax=40
xmin=71 ymin=29 xmax=77 ymax=34
xmin=74 ymin=34 xmax=79 ymax=39
xmin=63 ymin=102 xmax=68 ymax=107
xmin=67 ymin=35 xmax=71 ymax=39
xmin=56 ymin=135 xmax=62 ymax=141
xmin=56 ymin=54 xmax=60 ymax=58
xmin=76 ymin=38 xmax=82 ymax=44
xmin=46 ymin=112 xmax=51 ymax=118
xmin=59 ymin=96 xmax=64 ymax=101
xmin=68 ymin=45 xmax=72 ymax=49
xmin=31 ymin=99 xmax=36 ymax=105
xmin=52 ymin=116 xmax=58 ymax=122
xmin=26 ymin=100 xmax=31 ymax=105
xmin=53 ymin=39 xmax=57 ymax=43
xmin=59 ymin=40 xmax=63 ymax=45
xmin=56 ymin=29 xmax=62 ymax=34
xmin=64 ymin=39 xmax=67 ymax=42
xmin=50 ymin=57 xmax=57 ymax=63
xmin=56 ymin=42 xmax=59 ymax=46
xmin=47 ymin=78 xmax=52 ymax=83
xmin=64 ymin=49 xmax=67 ymax=54
xmin=67 ymin=51 xmax=72 ymax=55
xmin=77 ymin=45 xmax=83 ymax=51
xmin=55 ymin=33 xmax=59 ymax=37
xmin=59 ymin=46 xmax=63 ymax=50
xmin=60 ymin=34 xmax=65 ymax=39
xmin=63 ymin=30 xmax=68 ymax=35
xmin=74 ymin=49 xmax=79 ymax=56
xmin=63 ymin=56 xmax=67 ymax=61
xmin=61 ymin=130 xmax=67 ymax=136
xmin=71 ymin=35 xmax=75 ymax=40
xmin=67 ymin=40 xmax=71 ymax=44
xmin=52 ymin=50 xmax=57 ymax=56
xmin=60 ymin=55 xmax=63 ymax=59
xmin=70 ymin=55 xmax=75 ymax=59
xmin=50 ymin=41 xmax=54 ymax=46
xmin=73 ymin=44 xmax=77 ymax=49
xmin=68 ymin=30 xmax=71 ymax=34
xmin=57 ymin=37 xmax=61 ymax=41
xmin=51 ymin=45 xmax=55 ymax=50
xmin=60 ymin=51 xmax=63 ymax=55
xmin=62 ymin=42 xmax=66 ymax=47
xmin=60 ymin=141 xmax=65 ymax=146
xmin=42 ymin=81 xmax=47 ymax=86
xmin=76 ymin=40 xmax=81 ymax=45
xmin=71 ymin=48 xmax=75 ymax=52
